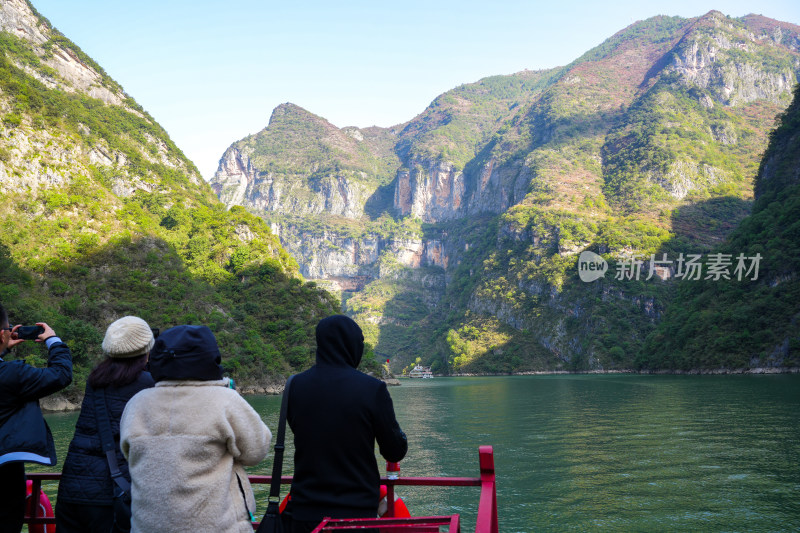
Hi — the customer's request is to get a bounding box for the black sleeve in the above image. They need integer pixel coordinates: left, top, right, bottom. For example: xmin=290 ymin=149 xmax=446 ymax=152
xmin=16 ymin=341 xmax=73 ymax=402
xmin=373 ymin=381 xmax=408 ymax=463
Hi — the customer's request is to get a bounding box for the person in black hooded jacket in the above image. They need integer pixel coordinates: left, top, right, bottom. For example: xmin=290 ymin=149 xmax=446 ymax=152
xmin=287 ymin=315 xmax=408 ymax=533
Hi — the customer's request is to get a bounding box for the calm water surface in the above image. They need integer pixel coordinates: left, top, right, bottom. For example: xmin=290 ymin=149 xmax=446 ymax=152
xmin=42 ymin=375 xmax=800 ymax=532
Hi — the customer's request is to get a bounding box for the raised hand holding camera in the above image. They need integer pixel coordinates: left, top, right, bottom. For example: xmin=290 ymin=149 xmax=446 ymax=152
xmin=15 ymin=325 xmax=44 ymax=340
xmin=9 ymin=322 xmax=56 ymax=344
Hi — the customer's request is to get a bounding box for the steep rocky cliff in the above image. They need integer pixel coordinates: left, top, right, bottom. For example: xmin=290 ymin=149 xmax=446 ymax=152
xmin=213 ymin=103 xmax=399 ymax=219
xmin=0 ymin=0 xmax=338 ymax=397
xmin=212 ymin=11 xmax=800 ymax=373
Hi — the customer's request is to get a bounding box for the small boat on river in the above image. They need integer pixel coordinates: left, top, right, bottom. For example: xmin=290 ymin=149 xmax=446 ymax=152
xmin=408 ymin=365 xmax=434 ymax=378
xmin=25 ymin=445 xmax=498 ymax=532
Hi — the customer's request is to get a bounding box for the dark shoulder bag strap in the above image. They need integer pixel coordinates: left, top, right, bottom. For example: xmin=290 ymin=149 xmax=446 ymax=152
xmin=94 ymin=388 xmax=132 ymax=494
xmin=257 ymin=374 xmax=294 ymax=533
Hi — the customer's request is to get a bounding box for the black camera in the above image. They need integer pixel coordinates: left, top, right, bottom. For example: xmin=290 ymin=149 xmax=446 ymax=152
xmin=16 ymin=325 xmax=44 ymax=340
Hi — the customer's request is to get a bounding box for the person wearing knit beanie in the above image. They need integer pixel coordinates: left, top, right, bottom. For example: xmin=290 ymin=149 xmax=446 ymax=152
xmin=56 ymin=317 xmax=156 ymax=533
xmin=102 ymin=316 xmax=155 ymax=359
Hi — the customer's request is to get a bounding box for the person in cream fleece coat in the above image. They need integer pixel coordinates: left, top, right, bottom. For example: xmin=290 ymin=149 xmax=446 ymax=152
xmin=120 ymin=325 xmax=271 ymax=533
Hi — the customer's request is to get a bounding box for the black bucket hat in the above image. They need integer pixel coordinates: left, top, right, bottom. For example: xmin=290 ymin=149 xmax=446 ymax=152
xmin=149 ymin=325 xmax=223 ymax=382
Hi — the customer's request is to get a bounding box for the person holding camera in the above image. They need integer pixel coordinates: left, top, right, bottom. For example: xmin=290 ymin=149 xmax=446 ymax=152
xmin=0 ymin=304 xmax=73 ymax=533
xmin=56 ymin=316 xmax=156 ymax=533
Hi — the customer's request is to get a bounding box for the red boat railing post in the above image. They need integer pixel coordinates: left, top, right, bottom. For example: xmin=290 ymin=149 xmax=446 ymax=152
xmin=385 ymin=460 xmax=400 ymax=518
xmin=386 ymin=484 xmax=396 ymax=518
xmin=27 ymin=477 xmax=42 ymax=524
xmin=475 ymin=445 xmax=498 ymax=533
xmin=450 ymin=513 xmax=462 ymax=533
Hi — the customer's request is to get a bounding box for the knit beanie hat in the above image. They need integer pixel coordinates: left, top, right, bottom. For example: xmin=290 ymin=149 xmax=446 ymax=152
xmin=102 ymin=316 xmax=155 ymax=358
xmin=148 ymin=325 xmax=223 ymax=382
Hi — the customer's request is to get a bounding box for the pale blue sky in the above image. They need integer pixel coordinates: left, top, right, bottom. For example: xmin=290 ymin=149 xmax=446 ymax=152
xmin=30 ymin=1 xmax=800 ymax=180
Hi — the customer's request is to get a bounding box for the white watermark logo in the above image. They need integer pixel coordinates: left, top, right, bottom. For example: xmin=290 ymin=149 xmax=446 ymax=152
xmin=578 ymin=252 xmax=763 ymax=282
xmin=578 ymin=251 xmax=608 ymax=282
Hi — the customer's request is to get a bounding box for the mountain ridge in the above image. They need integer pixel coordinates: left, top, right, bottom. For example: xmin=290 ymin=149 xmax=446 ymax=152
xmin=213 ymin=10 xmax=800 ymax=373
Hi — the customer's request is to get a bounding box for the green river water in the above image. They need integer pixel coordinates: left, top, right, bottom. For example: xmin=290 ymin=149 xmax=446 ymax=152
xmin=39 ymin=374 xmax=800 ymax=532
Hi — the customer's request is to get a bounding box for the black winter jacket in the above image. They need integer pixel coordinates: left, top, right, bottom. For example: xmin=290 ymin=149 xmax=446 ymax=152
xmin=0 ymin=341 xmax=73 ymax=466
xmin=287 ymin=315 xmax=408 ymax=522
xmin=57 ymin=371 xmax=154 ymax=505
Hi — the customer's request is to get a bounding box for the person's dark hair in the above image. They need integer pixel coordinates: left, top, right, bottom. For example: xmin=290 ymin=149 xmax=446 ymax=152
xmin=0 ymin=303 xmax=7 ymax=329
xmin=88 ymin=354 xmax=148 ymax=389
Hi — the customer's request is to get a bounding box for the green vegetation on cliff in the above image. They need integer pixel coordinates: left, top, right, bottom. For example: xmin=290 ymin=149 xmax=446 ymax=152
xmin=0 ymin=8 xmax=338 ymax=399
xmin=640 ymin=84 xmax=800 ymax=369
xmin=237 ymin=103 xmax=400 ymax=187
xmin=396 ymin=69 xmax=559 ymax=169
xmin=213 ymin=11 xmax=800 ymax=374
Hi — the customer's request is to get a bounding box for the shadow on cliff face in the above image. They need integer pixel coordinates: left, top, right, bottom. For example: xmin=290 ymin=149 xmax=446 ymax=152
xmin=637 ymin=190 xmax=800 ymax=370
xmin=363 ymin=182 xmax=397 ymax=220
xmin=666 ymin=195 xmax=753 ymax=254
xmin=0 ymin=234 xmax=338 ymax=398
xmin=362 ymin=192 xmax=765 ymax=374
xmin=357 ymin=214 xmax=570 ymax=375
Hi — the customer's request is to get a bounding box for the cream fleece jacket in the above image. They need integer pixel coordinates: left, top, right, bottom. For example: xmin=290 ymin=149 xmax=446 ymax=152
xmin=120 ymin=379 xmax=271 ymax=533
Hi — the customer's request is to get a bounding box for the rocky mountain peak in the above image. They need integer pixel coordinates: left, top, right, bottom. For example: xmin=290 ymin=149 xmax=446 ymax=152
xmin=697 ymin=10 xmax=728 ymax=24
xmin=741 ymin=14 xmax=800 ymax=52
xmin=661 ymin=11 xmax=800 ymax=109
xmin=269 ymin=102 xmax=330 ymax=127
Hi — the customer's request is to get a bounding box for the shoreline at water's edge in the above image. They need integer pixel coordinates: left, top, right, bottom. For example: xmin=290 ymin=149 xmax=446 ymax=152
xmin=447 ymin=367 xmax=800 ymax=377
xmin=41 ymin=375 xmax=402 ymax=412
xmin=41 ymin=368 xmax=800 ymax=412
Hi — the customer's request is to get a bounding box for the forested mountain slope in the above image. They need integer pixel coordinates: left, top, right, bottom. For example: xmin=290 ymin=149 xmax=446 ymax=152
xmin=642 ymin=83 xmax=800 ymax=369
xmin=213 ymin=11 xmax=800 ymax=373
xmin=0 ymin=0 xmax=339 ymax=401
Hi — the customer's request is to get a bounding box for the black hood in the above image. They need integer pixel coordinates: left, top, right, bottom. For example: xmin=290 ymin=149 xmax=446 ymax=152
xmin=149 ymin=325 xmax=223 ymax=382
xmin=315 ymin=315 xmax=364 ymax=368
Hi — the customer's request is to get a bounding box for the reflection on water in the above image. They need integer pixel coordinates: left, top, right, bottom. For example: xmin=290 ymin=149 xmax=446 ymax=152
xmin=42 ymin=375 xmax=800 ymax=532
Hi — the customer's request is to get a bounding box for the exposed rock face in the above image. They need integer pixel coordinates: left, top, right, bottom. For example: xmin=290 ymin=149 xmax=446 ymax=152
xmin=670 ymin=13 xmax=797 ymax=107
xmin=0 ymin=0 xmax=126 ymax=106
xmin=285 ymin=230 xmax=381 ymax=280
xmin=274 ymin=224 xmax=450 ymax=291
xmin=46 ymin=45 xmax=123 ymax=106
xmin=646 ymin=160 xmax=726 ymax=200
xmin=469 ymin=158 xmax=532 ymax=215
xmin=394 ymin=159 xmax=465 ymax=221
xmin=213 ymin=146 xmax=258 ymax=208
xmin=40 ymin=395 xmax=78 ymax=412
xmin=0 ymin=0 xmax=48 ymax=44
xmin=393 ymin=156 xmax=533 ymax=222
xmin=213 ymin=146 xmax=370 ymax=219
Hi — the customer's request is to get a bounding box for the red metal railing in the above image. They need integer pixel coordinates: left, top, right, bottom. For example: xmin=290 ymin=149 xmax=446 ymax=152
xmin=23 ymin=472 xmax=59 ymax=530
xmin=25 ymin=446 xmax=497 ymax=533
xmin=312 ymin=515 xmax=462 ymax=532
